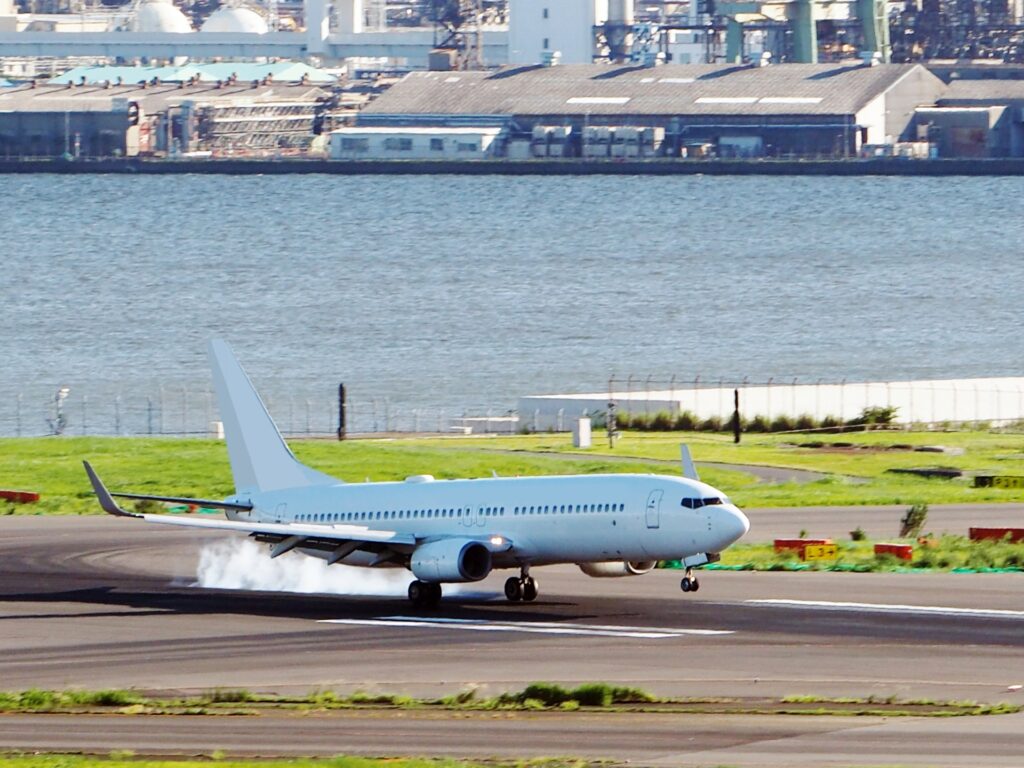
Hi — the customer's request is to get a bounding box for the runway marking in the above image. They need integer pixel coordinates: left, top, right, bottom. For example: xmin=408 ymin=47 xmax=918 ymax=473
xmin=318 ymin=616 xmax=733 ymax=638
xmin=746 ymin=599 xmax=1024 ymax=620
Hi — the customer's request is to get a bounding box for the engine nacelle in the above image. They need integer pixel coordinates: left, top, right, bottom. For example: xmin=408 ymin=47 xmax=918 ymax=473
xmin=410 ymin=538 xmax=492 ymax=582
xmin=578 ymin=560 xmax=657 ymax=578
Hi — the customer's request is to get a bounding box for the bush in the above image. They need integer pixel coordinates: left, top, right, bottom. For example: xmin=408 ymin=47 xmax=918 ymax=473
xmin=700 ymin=415 xmax=724 ymax=432
xmin=900 ymin=503 xmax=928 ymax=538
xmin=795 ymin=414 xmax=817 ymax=431
xmin=610 ymin=685 xmax=657 ymax=703
xmin=770 ymin=415 xmax=796 ymax=433
xmin=520 ymin=683 xmax=572 ymax=706
xmin=849 ymin=405 xmax=899 ymax=429
xmin=673 ymin=410 xmax=698 ymax=431
xmin=850 ymin=526 xmax=867 ymax=542
xmin=746 ymin=415 xmax=771 ymax=433
xmin=206 ymin=689 xmax=253 ymax=704
xmin=650 ymin=411 xmax=674 ymax=431
xmin=571 ymin=683 xmax=613 ymax=707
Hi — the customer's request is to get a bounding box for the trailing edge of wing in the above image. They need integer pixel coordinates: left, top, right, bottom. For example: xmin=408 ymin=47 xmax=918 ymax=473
xmin=136 ymin=513 xmax=418 ymax=547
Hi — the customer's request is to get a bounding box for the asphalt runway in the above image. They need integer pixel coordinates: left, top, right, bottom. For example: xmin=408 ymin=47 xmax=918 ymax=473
xmin=1 ymin=516 xmax=1023 ymax=766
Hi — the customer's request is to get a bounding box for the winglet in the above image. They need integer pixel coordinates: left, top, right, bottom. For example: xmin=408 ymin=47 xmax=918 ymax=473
xmin=680 ymin=444 xmax=700 ymax=481
xmin=83 ymin=461 xmax=141 ymax=518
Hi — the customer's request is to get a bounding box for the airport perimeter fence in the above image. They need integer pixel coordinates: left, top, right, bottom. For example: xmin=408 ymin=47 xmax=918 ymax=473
xmin=0 ymin=386 xmax=519 ymax=439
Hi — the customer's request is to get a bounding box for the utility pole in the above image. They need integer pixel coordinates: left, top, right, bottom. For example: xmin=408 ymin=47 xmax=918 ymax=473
xmin=732 ymin=388 xmax=741 ymax=444
xmin=337 ymin=383 xmax=347 ymax=441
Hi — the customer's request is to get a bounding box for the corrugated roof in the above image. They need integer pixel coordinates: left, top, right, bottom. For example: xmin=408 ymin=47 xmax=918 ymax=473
xmin=0 ymin=83 xmax=330 ymax=113
xmin=939 ymin=79 xmax=1024 ymax=102
xmin=363 ymin=63 xmax=930 ymax=117
xmin=50 ymin=61 xmax=336 ymax=86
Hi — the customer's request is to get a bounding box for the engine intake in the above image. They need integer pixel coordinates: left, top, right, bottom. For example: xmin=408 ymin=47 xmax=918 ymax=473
xmin=410 ymin=538 xmax=492 ymax=582
xmin=578 ymin=560 xmax=657 ymax=578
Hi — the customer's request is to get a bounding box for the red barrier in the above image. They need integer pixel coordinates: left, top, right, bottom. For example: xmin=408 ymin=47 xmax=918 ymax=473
xmin=774 ymin=538 xmax=832 ymax=557
xmin=0 ymin=490 xmax=40 ymax=504
xmin=969 ymin=527 xmax=1024 ymax=543
xmin=875 ymin=543 xmax=914 ymax=560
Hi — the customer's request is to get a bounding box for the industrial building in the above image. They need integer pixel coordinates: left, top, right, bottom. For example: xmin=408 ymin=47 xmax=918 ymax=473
xmin=0 ymin=74 xmax=346 ymax=157
xmin=352 ymin=62 xmax=947 ymax=158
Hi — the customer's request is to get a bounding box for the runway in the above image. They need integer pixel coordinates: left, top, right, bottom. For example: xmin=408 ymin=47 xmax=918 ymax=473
xmin=1 ymin=516 xmax=1023 ymax=766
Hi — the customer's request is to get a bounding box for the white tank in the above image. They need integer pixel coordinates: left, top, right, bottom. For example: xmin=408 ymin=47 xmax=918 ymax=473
xmin=200 ymin=6 xmax=269 ymax=34
xmin=133 ymin=0 xmax=193 ymax=33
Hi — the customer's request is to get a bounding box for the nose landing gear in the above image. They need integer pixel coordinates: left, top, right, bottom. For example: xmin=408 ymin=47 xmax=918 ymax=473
xmin=504 ymin=567 xmax=538 ymax=602
xmin=680 ymin=567 xmax=700 ymax=593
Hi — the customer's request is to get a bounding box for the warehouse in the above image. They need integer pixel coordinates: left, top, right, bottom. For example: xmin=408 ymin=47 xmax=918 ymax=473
xmin=0 ymin=78 xmax=340 ymax=157
xmin=355 ymin=62 xmax=947 ymax=159
xmin=918 ymin=80 xmax=1024 ymax=157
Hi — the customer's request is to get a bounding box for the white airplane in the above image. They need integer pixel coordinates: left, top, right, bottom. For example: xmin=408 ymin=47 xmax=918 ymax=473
xmin=85 ymin=340 xmax=749 ymax=607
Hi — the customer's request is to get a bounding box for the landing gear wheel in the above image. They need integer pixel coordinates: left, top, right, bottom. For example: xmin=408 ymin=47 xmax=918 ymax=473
xmin=680 ymin=577 xmax=692 ymax=592
xmin=690 ymin=578 xmax=700 ymax=592
xmin=521 ymin=576 xmax=538 ymax=602
xmin=408 ymin=580 xmax=442 ymax=608
xmin=504 ymin=576 xmax=523 ymax=602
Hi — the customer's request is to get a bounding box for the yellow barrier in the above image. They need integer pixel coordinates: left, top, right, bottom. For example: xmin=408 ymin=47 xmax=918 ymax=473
xmin=803 ymin=543 xmax=838 ymax=561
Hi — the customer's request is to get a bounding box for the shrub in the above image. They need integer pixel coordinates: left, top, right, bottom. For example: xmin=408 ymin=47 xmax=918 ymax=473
xmin=820 ymin=415 xmax=842 ymax=430
xmin=610 ymin=685 xmax=657 ymax=703
xmin=650 ymin=411 xmax=674 ymax=431
xmin=673 ymin=410 xmax=698 ymax=431
xmin=571 ymin=683 xmax=613 ymax=707
xmin=630 ymin=413 xmax=651 ymax=431
xmin=699 ymin=415 xmax=724 ymax=432
xmin=520 ymin=682 xmax=572 ymax=706
xmin=746 ymin=415 xmax=771 ymax=433
xmin=613 ymin=412 xmax=631 ymax=430
xmin=849 ymin=405 xmax=899 ymax=429
xmin=795 ymin=414 xmax=817 ymax=431
xmin=559 ymin=700 xmax=580 ymax=711
xmin=770 ymin=415 xmax=796 ymax=433
xmin=206 ymin=689 xmax=253 ymax=704
xmin=850 ymin=526 xmax=867 ymax=542
xmin=900 ymin=503 xmax=928 ymax=538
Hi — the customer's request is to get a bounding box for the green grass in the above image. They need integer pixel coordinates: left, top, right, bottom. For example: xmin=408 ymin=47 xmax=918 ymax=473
xmin=695 ymin=534 xmax=1024 ymax=572
xmin=2 ymin=429 xmax=1024 ymax=515
xmin=0 ymin=686 xmax=1015 ymax=719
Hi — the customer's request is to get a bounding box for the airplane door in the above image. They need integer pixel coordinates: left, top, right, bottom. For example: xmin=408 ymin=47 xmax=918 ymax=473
xmin=462 ymin=506 xmax=476 ymax=527
xmin=645 ymin=490 xmax=663 ymax=529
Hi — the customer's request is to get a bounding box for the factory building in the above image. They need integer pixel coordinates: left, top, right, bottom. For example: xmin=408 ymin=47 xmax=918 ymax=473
xmin=0 ymin=76 xmax=343 ymax=157
xmin=352 ymin=62 xmax=946 ymax=159
xmin=915 ymin=80 xmax=1024 ymax=157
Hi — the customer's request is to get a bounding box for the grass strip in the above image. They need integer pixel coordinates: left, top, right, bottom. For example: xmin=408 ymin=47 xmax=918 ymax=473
xmin=0 ymin=686 xmax=1017 ymax=718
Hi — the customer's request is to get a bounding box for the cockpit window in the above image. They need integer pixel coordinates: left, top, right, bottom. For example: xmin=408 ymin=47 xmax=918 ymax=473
xmin=681 ymin=497 xmax=723 ymax=509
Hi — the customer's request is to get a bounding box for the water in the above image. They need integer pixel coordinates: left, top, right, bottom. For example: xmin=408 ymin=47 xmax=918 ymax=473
xmin=2 ymin=173 xmax=1021 ymax=436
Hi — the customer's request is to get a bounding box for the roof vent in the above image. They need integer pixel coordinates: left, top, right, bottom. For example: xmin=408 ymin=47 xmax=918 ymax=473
xmin=542 ymin=50 xmax=562 ymax=67
xmin=754 ymin=51 xmax=772 ymax=68
xmin=860 ymin=51 xmax=882 ymax=67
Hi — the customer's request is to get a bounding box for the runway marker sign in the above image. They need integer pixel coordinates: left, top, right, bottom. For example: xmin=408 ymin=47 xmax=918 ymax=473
xmin=319 ymin=616 xmax=733 ymax=639
xmin=803 ymin=544 xmax=838 ymax=561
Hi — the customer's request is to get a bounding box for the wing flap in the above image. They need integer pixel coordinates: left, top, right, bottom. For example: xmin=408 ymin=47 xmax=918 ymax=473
xmin=136 ymin=512 xmax=417 ymax=546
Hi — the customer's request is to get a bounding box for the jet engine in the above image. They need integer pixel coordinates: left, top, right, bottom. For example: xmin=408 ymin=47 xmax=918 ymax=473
xmin=578 ymin=560 xmax=657 ymax=578
xmin=410 ymin=538 xmax=492 ymax=582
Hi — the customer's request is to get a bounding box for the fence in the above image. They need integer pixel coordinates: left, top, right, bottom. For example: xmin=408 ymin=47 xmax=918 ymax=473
xmin=0 ymin=386 xmax=517 ymax=438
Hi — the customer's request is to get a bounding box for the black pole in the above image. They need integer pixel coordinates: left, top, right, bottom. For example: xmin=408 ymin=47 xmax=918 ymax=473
xmin=732 ymin=388 xmax=741 ymax=444
xmin=337 ymin=383 xmax=347 ymax=441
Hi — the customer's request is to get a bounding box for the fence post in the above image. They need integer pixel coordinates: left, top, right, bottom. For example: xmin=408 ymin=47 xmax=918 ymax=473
xmin=337 ymin=384 xmax=347 ymax=441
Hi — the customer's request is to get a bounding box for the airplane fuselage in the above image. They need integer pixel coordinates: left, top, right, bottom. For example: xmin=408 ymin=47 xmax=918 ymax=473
xmin=229 ymin=473 xmax=749 ymax=570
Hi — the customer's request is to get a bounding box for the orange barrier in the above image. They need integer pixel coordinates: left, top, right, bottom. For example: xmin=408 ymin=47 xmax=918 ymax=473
xmin=0 ymin=490 xmax=40 ymax=503
xmin=875 ymin=542 xmax=914 ymax=560
xmin=969 ymin=527 xmax=1024 ymax=543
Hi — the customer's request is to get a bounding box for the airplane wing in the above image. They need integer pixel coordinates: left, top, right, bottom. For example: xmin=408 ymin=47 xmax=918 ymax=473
xmin=83 ymin=461 xmax=417 ymax=555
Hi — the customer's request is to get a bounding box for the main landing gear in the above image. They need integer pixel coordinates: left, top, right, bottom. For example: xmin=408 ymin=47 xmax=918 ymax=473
xmin=504 ymin=567 xmax=538 ymax=602
xmin=680 ymin=567 xmax=701 ymax=593
xmin=408 ymin=580 xmax=443 ymax=608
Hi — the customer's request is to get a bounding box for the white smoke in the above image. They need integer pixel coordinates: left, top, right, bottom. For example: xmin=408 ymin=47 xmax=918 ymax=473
xmin=195 ymin=538 xmax=417 ymax=596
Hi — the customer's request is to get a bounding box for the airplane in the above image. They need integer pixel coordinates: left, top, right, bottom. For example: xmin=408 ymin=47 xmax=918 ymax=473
xmin=84 ymin=340 xmax=750 ymax=608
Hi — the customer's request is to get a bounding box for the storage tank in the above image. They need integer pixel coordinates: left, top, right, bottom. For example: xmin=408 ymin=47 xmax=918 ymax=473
xmin=133 ymin=0 xmax=193 ymax=33
xmin=201 ymin=5 xmax=269 ymax=34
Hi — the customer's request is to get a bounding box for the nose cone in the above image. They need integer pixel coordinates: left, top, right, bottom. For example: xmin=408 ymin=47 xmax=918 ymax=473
xmin=714 ymin=505 xmax=750 ymax=549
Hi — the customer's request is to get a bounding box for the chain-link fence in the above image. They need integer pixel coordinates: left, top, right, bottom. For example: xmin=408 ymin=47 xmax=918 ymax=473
xmin=0 ymin=386 xmax=519 ymax=438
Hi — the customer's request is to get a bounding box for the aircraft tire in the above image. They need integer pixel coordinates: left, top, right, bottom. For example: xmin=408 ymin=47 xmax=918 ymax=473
xmin=522 ymin=577 xmax=538 ymax=602
xmin=680 ymin=577 xmax=692 ymax=592
xmin=504 ymin=576 xmax=523 ymax=602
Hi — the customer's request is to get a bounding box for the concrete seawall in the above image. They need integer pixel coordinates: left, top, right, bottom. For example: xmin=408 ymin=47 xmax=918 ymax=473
xmin=4 ymin=158 xmax=1024 ymax=175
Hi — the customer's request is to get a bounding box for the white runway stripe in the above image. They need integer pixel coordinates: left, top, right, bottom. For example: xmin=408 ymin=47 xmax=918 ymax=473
xmin=318 ymin=616 xmax=733 ymax=638
xmin=746 ymin=599 xmax=1024 ymax=620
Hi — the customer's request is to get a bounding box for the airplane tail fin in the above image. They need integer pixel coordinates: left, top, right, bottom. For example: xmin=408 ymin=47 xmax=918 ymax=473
xmin=209 ymin=339 xmax=340 ymax=495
